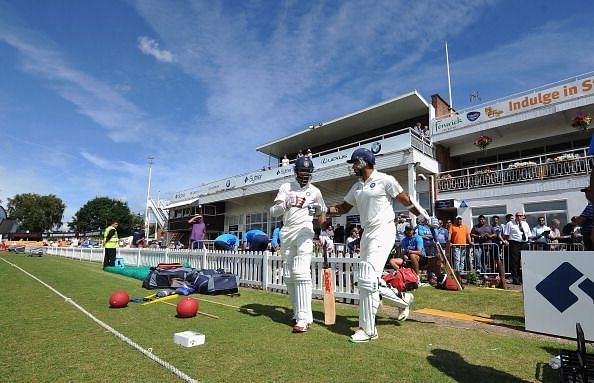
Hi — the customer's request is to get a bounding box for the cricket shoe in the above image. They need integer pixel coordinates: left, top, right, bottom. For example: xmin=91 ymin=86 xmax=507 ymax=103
xmin=397 ymin=293 xmax=414 ymax=321
xmin=292 ymin=319 xmax=309 ymax=333
xmin=379 ymin=281 xmax=409 ymax=309
xmin=349 ymin=329 xmax=378 ymax=343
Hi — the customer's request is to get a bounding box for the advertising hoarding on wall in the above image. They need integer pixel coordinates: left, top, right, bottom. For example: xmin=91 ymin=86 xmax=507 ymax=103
xmin=523 ymin=251 xmax=593 ymax=341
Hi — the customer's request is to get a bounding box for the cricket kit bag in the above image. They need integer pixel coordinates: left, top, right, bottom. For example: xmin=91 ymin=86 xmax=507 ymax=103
xmin=435 ymin=272 xmax=460 ymax=291
xmin=191 ymin=269 xmax=239 ymax=295
xmin=142 ymin=267 xmax=197 ymax=290
xmin=382 ymin=268 xmax=419 ymax=292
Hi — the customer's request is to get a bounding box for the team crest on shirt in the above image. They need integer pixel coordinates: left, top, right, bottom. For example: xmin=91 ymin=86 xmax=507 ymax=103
xmin=370 ymin=182 xmax=376 ymax=188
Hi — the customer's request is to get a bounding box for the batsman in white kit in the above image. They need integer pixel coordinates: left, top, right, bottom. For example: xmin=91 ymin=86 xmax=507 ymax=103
xmin=270 ymin=156 xmax=327 ymax=333
xmin=328 ymin=148 xmax=430 ymax=342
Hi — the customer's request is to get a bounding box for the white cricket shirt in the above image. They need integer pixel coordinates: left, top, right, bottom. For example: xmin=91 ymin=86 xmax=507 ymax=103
xmin=274 ymin=181 xmax=326 ymax=228
xmin=344 ymin=170 xmax=403 ymax=229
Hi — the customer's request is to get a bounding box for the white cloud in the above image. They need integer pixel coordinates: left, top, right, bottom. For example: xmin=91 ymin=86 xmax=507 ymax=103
xmin=80 ymin=150 xmax=140 ymax=174
xmin=138 ymin=36 xmax=175 ymax=63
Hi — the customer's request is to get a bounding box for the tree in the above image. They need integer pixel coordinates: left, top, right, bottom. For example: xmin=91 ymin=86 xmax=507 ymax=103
xmin=7 ymin=193 xmax=66 ymax=232
xmin=69 ymin=197 xmax=134 ymax=236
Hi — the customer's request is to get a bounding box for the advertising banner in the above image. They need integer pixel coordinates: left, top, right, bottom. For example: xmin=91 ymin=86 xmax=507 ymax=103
xmin=523 ymin=251 xmax=594 ymax=340
xmin=433 ymin=76 xmax=594 ymax=135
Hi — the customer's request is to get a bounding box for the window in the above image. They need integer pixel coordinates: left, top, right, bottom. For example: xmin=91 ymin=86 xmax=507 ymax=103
xmin=471 ymin=205 xmax=507 ymax=226
xmin=245 ymin=212 xmax=269 ymax=233
xmin=524 ymin=200 xmax=567 ymax=228
xmin=418 ymin=192 xmax=430 ymax=212
xmin=204 ymin=205 xmax=216 ymax=216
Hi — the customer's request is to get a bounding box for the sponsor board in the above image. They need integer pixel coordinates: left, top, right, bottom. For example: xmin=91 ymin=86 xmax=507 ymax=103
xmin=523 ymin=251 xmax=594 ymax=340
xmin=433 ymin=76 xmax=594 ymax=134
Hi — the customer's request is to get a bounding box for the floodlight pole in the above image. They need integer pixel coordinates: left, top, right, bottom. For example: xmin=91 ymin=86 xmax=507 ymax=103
xmin=144 ymin=156 xmax=154 ymax=239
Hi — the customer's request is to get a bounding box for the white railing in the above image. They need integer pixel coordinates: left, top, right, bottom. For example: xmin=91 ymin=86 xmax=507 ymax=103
xmin=43 ymin=246 xmax=361 ymax=301
xmin=438 ymin=147 xmax=592 ymax=192
xmin=147 ymin=197 xmax=168 ymax=229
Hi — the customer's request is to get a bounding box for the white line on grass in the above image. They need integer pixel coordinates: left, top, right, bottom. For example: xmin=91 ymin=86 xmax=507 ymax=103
xmin=0 ymin=256 xmax=200 ymax=383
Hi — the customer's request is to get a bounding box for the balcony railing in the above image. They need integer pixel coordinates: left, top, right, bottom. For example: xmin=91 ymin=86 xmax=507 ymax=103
xmin=438 ymin=147 xmax=592 ymax=192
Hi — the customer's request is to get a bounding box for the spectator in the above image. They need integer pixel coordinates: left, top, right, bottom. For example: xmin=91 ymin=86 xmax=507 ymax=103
xmin=131 ymin=225 xmax=146 ymax=248
xmin=412 ymin=122 xmax=423 ymax=136
xmin=577 ymin=184 xmax=594 ymax=250
xmin=188 ymin=214 xmax=206 ymax=250
xmin=448 ymin=215 xmax=471 ymax=273
xmin=346 ymin=227 xmax=360 ymax=256
xmin=416 ymin=216 xmax=435 ymax=256
xmin=333 ymin=223 xmax=345 ymax=244
xmin=503 ymin=211 xmax=531 ymax=285
xmin=102 ymin=221 xmax=119 ymax=269
xmin=470 ymin=215 xmax=495 ymax=273
xmin=244 ymin=229 xmax=270 ymax=251
xmin=434 ymin=219 xmax=449 ymax=246
xmin=395 ymin=213 xmax=408 ymax=242
xmin=214 ymin=233 xmax=239 ymax=251
xmin=281 ymin=154 xmax=290 ymax=167
xmin=392 ymin=225 xmax=425 ymax=276
xmin=491 ymin=215 xmax=507 ymax=270
xmin=561 ymin=216 xmax=578 ymax=243
xmin=530 ymin=216 xmax=551 ymax=250
xmin=297 ymin=149 xmax=304 ymax=158
xmin=319 ymin=222 xmax=334 ymax=255
xmin=306 ymin=148 xmax=313 ymax=158
xmin=505 ymin=213 xmax=514 ymax=223
xmin=548 ymin=219 xmax=562 ymax=249
xmin=271 ymin=224 xmax=282 ymax=252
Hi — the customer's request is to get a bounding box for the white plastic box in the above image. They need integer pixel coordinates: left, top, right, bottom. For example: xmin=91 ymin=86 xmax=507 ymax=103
xmin=173 ymin=331 xmax=205 ymax=347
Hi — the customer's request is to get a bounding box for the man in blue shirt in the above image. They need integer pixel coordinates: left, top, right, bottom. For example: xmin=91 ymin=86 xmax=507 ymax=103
xmin=214 ymin=233 xmax=239 ymax=251
xmin=416 ymin=217 xmax=435 ymax=256
xmin=392 ymin=225 xmax=425 ymax=276
xmin=244 ymin=229 xmax=270 ymax=251
xmin=271 ymin=224 xmax=281 ymax=252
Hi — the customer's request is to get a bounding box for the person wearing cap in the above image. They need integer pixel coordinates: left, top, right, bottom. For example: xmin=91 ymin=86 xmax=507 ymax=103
xmin=244 ymin=229 xmax=270 ymax=251
xmin=213 ymin=233 xmax=239 ymax=251
xmin=131 ymin=225 xmax=146 ymax=248
xmin=188 ymin=214 xmax=206 ymax=250
xmin=448 ymin=215 xmax=471 ymax=273
xmin=327 ymin=147 xmax=430 ymax=343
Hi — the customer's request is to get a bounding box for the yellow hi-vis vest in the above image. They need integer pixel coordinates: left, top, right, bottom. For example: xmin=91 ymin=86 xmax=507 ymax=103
xmin=103 ymin=226 xmax=119 ymax=248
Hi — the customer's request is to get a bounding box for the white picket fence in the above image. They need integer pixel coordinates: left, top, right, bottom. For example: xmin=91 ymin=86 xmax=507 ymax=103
xmin=43 ymin=246 xmax=361 ymax=301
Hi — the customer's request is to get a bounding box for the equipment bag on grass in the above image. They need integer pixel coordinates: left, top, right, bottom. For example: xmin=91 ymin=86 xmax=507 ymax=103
xmin=435 ymin=272 xmax=460 ymax=291
xmin=382 ymin=268 xmax=418 ymax=292
xmin=191 ymin=269 xmax=239 ymax=295
xmin=142 ymin=267 xmax=197 ymax=290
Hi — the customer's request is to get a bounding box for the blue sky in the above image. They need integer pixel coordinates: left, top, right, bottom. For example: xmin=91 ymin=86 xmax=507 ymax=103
xmin=0 ymin=0 xmax=593 ymax=226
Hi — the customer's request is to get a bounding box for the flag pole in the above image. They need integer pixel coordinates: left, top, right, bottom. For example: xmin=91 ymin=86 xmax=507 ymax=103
xmin=445 ymin=41 xmax=453 ymax=116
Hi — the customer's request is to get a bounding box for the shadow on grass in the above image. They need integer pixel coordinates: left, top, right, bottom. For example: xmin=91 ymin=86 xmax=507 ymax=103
xmin=427 ymin=349 xmax=531 ymax=383
xmin=239 ymin=302 xmax=402 ymax=337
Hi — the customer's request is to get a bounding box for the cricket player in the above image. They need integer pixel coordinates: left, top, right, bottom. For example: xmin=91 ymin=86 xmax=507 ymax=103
xmin=328 ymin=148 xmax=430 ymax=342
xmin=270 ymin=156 xmax=327 ymax=333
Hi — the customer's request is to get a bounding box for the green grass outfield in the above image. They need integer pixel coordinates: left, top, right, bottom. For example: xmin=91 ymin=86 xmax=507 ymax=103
xmin=0 ymin=251 xmax=572 ymax=382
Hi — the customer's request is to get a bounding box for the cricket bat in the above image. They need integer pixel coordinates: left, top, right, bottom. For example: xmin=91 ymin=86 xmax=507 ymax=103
xmin=322 ymin=240 xmax=336 ymax=325
xmin=496 ymin=251 xmax=507 ymax=289
xmin=434 ymin=241 xmax=463 ymax=291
